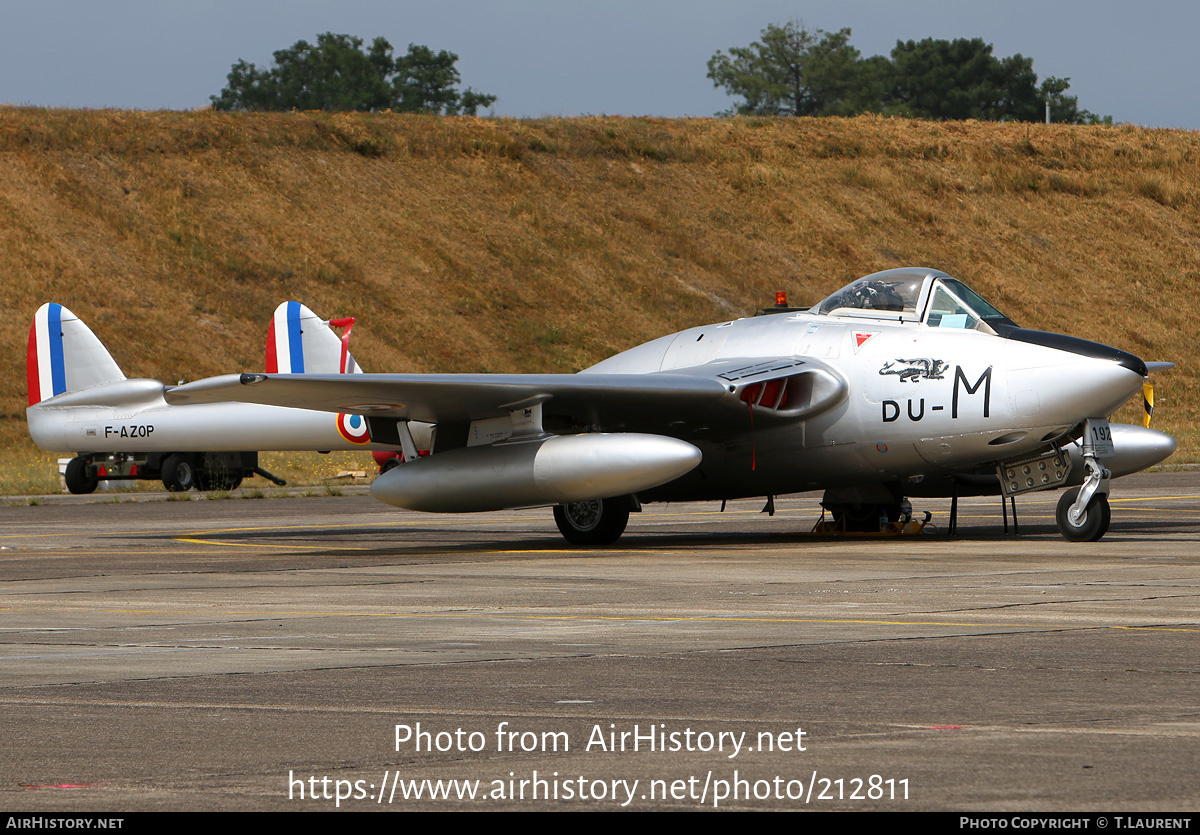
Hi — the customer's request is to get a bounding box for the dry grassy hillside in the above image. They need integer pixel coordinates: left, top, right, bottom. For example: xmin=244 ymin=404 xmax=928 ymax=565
xmin=1 ymin=109 xmax=1195 ymax=480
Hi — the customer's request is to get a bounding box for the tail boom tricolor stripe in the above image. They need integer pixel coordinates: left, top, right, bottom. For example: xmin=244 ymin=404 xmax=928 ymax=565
xmin=265 ymin=315 xmax=278 ymax=373
xmin=287 ymin=300 xmax=304 ymax=373
xmin=266 ymin=302 xmax=360 ymax=376
xmin=267 ymin=301 xmax=306 ymax=374
xmin=27 ymin=303 xmax=66 ymax=405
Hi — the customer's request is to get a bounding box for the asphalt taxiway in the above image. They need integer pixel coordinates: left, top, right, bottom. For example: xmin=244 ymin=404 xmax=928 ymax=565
xmin=1 ymin=472 xmax=1197 ymax=810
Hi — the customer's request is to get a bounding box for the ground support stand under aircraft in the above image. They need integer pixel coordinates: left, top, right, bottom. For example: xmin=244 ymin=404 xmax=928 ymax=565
xmin=61 ymin=450 xmax=285 ymax=494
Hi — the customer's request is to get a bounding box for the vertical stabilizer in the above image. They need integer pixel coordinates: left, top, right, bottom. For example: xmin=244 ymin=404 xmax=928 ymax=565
xmin=266 ymin=301 xmax=361 ymax=374
xmin=27 ymin=303 xmax=125 ymax=405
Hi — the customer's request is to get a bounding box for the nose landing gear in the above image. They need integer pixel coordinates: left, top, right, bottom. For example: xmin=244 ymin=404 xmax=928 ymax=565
xmin=1055 ymin=419 xmax=1113 ymax=542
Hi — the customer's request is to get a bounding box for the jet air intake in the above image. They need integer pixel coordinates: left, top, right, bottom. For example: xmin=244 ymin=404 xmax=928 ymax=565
xmin=370 ymin=433 xmax=702 ymax=513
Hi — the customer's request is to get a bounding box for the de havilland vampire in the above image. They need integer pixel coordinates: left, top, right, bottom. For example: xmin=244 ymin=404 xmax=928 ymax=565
xmin=27 ymin=269 xmax=1173 ymax=542
xmin=149 ymin=268 xmax=1174 ymax=544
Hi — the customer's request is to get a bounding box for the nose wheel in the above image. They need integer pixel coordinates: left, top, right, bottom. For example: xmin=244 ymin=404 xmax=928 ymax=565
xmin=1056 ymin=420 xmax=1113 ymax=542
xmin=1055 ymin=486 xmax=1111 ymax=542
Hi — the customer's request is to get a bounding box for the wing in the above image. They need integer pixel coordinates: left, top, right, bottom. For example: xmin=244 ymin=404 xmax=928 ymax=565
xmin=165 ymin=359 xmax=847 ymax=434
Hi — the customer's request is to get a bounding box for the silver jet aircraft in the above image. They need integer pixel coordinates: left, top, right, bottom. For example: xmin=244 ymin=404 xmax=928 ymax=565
xmin=163 ymin=268 xmax=1175 ymax=543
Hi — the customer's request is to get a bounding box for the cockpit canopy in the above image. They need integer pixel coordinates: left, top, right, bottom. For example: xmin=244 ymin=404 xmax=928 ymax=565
xmin=814 ymin=268 xmax=1015 ymax=331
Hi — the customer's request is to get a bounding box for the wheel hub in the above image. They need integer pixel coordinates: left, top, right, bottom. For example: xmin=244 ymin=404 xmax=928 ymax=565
xmin=564 ymin=500 xmax=602 ymax=531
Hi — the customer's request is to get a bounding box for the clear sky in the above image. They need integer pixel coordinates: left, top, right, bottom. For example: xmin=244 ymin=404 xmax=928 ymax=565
xmin=1 ymin=0 xmax=1196 ymax=129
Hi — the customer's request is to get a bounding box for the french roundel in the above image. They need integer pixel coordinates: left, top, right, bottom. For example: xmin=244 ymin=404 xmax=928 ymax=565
xmin=337 ymin=412 xmax=371 ymax=444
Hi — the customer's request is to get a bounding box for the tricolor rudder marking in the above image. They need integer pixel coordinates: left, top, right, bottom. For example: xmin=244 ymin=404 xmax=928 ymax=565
xmin=267 ymin=300 xmax=306 ymax=373
xmin=27 ymin=303 xmax=66 ymax=405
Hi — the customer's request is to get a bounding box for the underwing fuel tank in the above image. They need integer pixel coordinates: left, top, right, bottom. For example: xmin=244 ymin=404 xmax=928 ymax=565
xmin=370 ymin=433 xmax=702 ymax=513
xmin=1067 ymin=424 xmax=1177 ymax=480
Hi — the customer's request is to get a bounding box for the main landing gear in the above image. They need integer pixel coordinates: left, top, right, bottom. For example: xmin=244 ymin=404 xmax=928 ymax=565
xmin=817 ymin=484 xmax=920 ymax=535
xmin=553 ymin=497 xmax=632 ymax=546
xmin=821 ymin=500 xmax=912 ymax=533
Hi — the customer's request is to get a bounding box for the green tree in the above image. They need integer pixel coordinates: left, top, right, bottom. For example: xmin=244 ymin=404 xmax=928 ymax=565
xmin=706 ymin=22 xmax=871 ymax=116
xmin=888 ymin=37 xmax=1041 ymax=121
xmin=211 ymin=33 xmax=496 ymax=114
xmin=709 ymin=24 xmax=1109 ymax=124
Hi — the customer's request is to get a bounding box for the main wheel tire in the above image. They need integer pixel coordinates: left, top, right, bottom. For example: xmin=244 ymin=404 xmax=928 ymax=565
xmin=64 ymin=457 xmax=98 ymax=495
xmin=161 ymin=454 xmax=195 ymax=492
xmin=1056 ymin=487 xmax=1110 ymax=542
xmin=553 ymin=498 xmax=631 ymax=546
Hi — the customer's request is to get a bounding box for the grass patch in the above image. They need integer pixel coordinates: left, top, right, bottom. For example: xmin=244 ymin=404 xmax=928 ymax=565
xmin=0 ymin=444 xmax=68 ymax=495
xmin=1135 ymin=177 xmax=1180 ymax=207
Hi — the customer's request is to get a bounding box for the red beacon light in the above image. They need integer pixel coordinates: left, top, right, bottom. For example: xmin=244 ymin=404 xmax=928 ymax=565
xmin=775 ymin=291 xmax=788 ymax=308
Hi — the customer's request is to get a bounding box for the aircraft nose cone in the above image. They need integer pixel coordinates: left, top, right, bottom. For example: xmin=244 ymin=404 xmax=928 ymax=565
xmin=996 ymin=326 xmax=1148 ymax=377
xmin=1118 ymin=352 xmax=1149 ymax=378
xmin=1077 ymin=360 xmax=1147 ymax=419
xmin=1104 ymin=348 xmax=1146 ymax=378
xmin=998 ymin=326 xmax=1148 ymax=421
xmin=1017 ymin=356 xmax=1145 ymax=425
